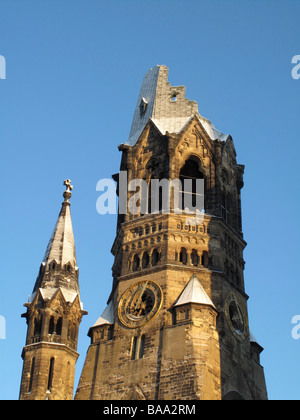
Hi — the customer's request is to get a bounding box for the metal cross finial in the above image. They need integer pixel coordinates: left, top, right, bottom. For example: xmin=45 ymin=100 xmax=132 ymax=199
xmin=63 ymin=179 xmax=73 ymax=203
xmin=64 ymin=179 xmax=73 ymax=192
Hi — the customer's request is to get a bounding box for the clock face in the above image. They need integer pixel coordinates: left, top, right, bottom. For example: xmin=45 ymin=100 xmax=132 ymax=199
xmin=224 ymin=293 xmax=248 ymax=341
xmin=118 ymin=281 xmax=163 ymax=328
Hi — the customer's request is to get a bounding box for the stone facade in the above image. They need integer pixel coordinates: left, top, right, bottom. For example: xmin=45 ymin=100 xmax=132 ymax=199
xmin=20 ymin=67 xmax=268 ymax=400
xmin=75 ymin=67 xmax=268 ymax=400
xmin=19 ymin=181 xmax=87 ymax=400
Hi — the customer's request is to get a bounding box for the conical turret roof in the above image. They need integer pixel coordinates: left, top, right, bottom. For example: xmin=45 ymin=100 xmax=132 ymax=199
xmin=42 ymin=180 xmax=77 ymax=269
xmin=174 ymin=275 xmax=216 ymax=309
xmin=32 ymin=180 xmax=80 ymax=296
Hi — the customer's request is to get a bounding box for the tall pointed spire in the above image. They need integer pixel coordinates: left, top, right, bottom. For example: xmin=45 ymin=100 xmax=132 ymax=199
xmin=33 ymin=179 xmax=79 ymax=295
xmin=20 ymin=179 xmax=86 ymax=400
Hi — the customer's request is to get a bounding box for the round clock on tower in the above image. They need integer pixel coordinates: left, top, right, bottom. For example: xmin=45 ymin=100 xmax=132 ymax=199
xmin=74 ymin=65 xmax=268 ymax=401
xmin=118 ymin=281 xmax=163 ymax=329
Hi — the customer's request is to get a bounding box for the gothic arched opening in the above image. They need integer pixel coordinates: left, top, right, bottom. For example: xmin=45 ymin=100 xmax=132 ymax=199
xmin=132 ymin=254 xmax=140 ymax=272
xmin=191 ymin=249 xmax=199 ymax=266
xmin=180 ymin=247 xmax=187 ymax=265
xmin=142 ymin=252 xmax=150 ymax=269
xmin=179 ymin=156 xmax=205 ymax=212
xmin=151 ymin=249 xmax=159 ymax=266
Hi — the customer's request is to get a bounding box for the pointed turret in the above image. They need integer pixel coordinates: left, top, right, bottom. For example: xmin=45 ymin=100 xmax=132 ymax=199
xmin=19 ymin=180 xmax=87 ymax=400
xmin=174 ymin=274 xmax=216 ymax=309
xmin=33 ymin=179 xmax=79 ymax=295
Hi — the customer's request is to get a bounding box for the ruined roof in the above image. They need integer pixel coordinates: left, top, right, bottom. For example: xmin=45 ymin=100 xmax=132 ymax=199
xmin=127 ymin=65 xmax=229 ymax=146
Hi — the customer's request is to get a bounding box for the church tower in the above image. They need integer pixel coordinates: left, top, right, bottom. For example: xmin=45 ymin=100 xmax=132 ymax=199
xmin=19 ymin=180 xmax=87 ymax=400
xmin=75 ymin=66 xmax=267 ymax=400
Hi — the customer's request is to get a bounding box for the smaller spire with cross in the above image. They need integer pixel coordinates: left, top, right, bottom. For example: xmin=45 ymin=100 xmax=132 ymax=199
xmin=63 ymin=179 xmax=73 ymax=203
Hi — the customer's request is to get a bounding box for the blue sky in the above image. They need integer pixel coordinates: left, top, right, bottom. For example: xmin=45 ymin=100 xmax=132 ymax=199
xmin=0 ymin=0 xmax=299 ymax=400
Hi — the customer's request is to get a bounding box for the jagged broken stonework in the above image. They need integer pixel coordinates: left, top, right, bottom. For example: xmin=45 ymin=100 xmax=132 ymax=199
xmin=19 ymin=67 xmax=267 ymax=400
xmin=74 ymin=66 xmax=268 ymax=400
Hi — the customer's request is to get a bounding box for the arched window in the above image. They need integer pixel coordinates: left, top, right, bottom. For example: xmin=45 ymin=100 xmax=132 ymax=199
xmin=48 ymin=316 xmax=55 ymax=335
xmin=131 ymin=337 xmax=138 ymax=360
xmin=47 ymin=358 xmax=55 ymax=392
xmin=131 ymin=335 xmax=146 ymax=360
xmin=180 ymin=247 xmax=187 ymax=265
xmin=132 ymin=254 xmax=140 ymax=272
xmin=28 ymin=357 xmax=35 ymax=393
xmin=202 ymin=251 xmax=209 ymax=268
xmin=56 ymin=317 xmax=63 ymax=336
xmin=151 ymin=249 xmax=159 ymax=266
xmin=179 ymin=157 xmax=205 ymax=212
xmin=191 ymin=249 xmax=199 ymax=266
xmin=33 ymin=315 xmax=42 ymax=336
xmin=142 ymin=252 xmax=150 ymax=269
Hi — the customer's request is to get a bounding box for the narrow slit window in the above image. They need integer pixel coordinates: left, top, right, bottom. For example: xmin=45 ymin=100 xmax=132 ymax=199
xmin=202 ymin=251 xmax=209 ymax=268
xmin=56 ymin=317 xmax=63 ymax=336
xmin=180 ymin=247 xmax=187 ymax=265
xmin=28 ymin=357 xmax=35 ymax=393
xmin=151 ymin=249 xmax=159 ymax=266
xmin=47 ymin=358 xmax=55 ymax=392
xmin=142 ymin=252 xmax=150 ymax=269
xmin=33 ymin=316 xmax=42 ymax=336
xmin=48 ymin=316 xmax=55 ymax=335
xmin=132 ymin=254 xmax=140 ymax=272
xmin=131 ymin=337 xmax=138 ymax=360
xmin=191 ymin=249 xmax=199 ymax=266
xmin=139 ymin=335 xmax=146 ymax=359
